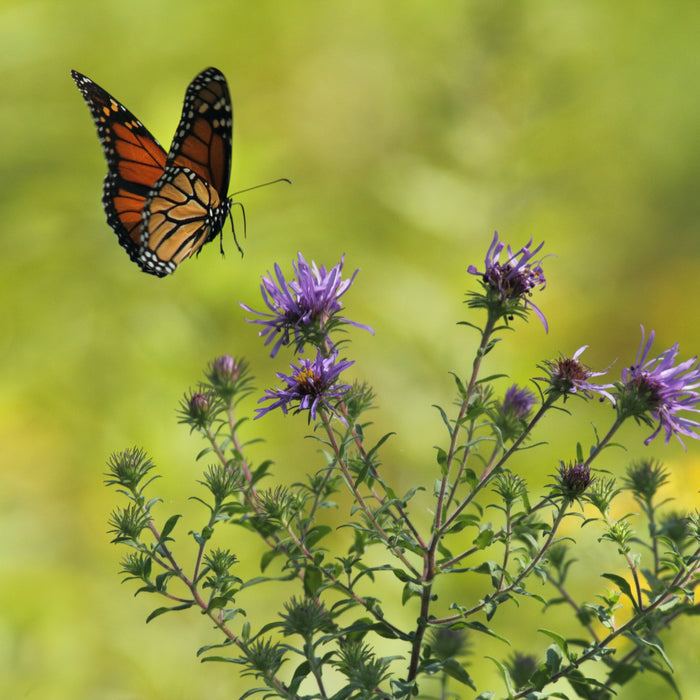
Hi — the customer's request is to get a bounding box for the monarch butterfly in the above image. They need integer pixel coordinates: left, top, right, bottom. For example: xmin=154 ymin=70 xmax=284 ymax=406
xmin=72 ymin=67 xmax=237 ymax=277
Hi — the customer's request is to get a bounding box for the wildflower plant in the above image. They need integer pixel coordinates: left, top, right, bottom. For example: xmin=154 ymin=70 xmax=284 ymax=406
xmin=106 ymin=237 xmax=700 ymax=699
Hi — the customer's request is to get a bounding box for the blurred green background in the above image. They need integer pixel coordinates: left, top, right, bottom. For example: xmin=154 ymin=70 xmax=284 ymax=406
xmin=2 ymin=1 xmax=700 ymax=698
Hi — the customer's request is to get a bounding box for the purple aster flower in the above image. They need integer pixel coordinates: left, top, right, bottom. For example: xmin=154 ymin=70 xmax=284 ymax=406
xmin=540 ymin=346 xmax=615 ymax=403
xmin=467 ymin=231 xmax=549 ymax=331
xmin=618 ymin=327 xmax=700 ymax=448
xmin=493 ymin=384 xmax=536 ymax=443
xmin=502 ymin=384 xmax=536 ymax=419
xmin=256 ymin=351 xmax=354 ymax=421
xmin=241 ymin=253 xmax=373 ymax=357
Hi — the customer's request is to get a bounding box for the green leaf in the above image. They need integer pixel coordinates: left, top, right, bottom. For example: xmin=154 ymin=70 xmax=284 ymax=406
xmin=303 ymin=566 xmax=323 ymax=597
xmin=159 ymin=514 xmax=181 ymax=541
xmin=444 ymin=512 xmax=480 ymax=535
xmin=442 ymin=658 xmax=476 ymax=689
xmin=239 ymin=687 xmax=272 ymax=699
xmin=605 ymin=662 xmax=638 ymax=687
xmin=365 ymin=432 xmax=394 ymax=460
xmin=450 ymin=371 xmax=467 ymax=398
xmin=328 ymin=686 xmax=357 ymax=700
xmin=196 ymin=446 xmax=214 ymax=461
xmin=565 ymin=668 xmax=614 ymax=699
xmin=305 ymin=525 xmax=332 ymax=549
xmin=434 ymin=404 xmax=453 ymax=433
xmin=197 ymin=639 xmax=235 ymax=656
xmin=469 ymin=560 xmax=502 ymax=587
xmin=207 ymin=597 xmax=238 ymax=612
xmin=538 ymin=629 xmax=570 ymax=659
xmin=251 ymin=460 xmax=273 ymax=485
xmin=601 ymin=572 xmax=639 ymax=611
xmin=528 ymin=666 xmax=551 ymax=691
xmin=473 ymin=522 xmax=494 ymax=549
xmin=461 ymin=620 xmax=510 ymax=645
xmin=436 ymin=447 xmax=448 ymax=475
xmin=401 ymin=581 xmax=422 ymax=605
xmin=260 ymin=549 xmax=280 ymax=572
xmin=625 ymin=631 xmax=674 ymax=672
xmin=146 ymin=602 xmax=194 ymax=623
xmin=154 ymin=571 xmax=173 ymax=592
xmin=462 ymin=468 xmax=478 ymax=490
xmin=391 ymin=568 xmax=414 ymax=583
xmin=485 ymin=656 xmax=515 ymax=697
xmin=483 ymin=595 xmax=498 ymax=621
xmin=290 ymin=660 xmax=311 ymax=688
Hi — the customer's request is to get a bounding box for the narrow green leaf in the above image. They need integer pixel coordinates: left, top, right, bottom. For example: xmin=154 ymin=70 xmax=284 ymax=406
xmin=436 ymin=447 xmax=448 ymax=475
xmin=538 ymin=628 xmax=569 ymax=659
xmin=391 ymin=568 xmax=413 ymax=583
xmin=450 ymin=371 xmax=467 ymax=397
xmin=290 ymin=660 xmax=311 ymax=685
xmin=442 ymin=658 xmax=476 ymax=689
xmin=305 ymin=525 xmax=332 ymax=549
xmin=462 ymin=467 xmax=478 ymax=490
xmin=260 ymin=549 xmax=280 ymax=572
xmin=146 ymin=602 xmax=193 ymax=623
xmin=365 ymin=432 xmax=395 ymax=460
xmin=462 ymin=621 xmax=510 ymax=645
xmin=201 ymin=655 xmax=240 ymax=664
xmin=159 ymin=514 xmax=181 ymax=541
xmin=303 ymin=566 xmax=322 ymax=597
xmin=402 ymin=581 xmax=422 ymax=605
xmin=626 ymin=631 xmax=674 ymax=672
xmin=485 ymin=656 xmax=515 ymax=697
xmin=601 ymin=572 xmax=639 ymax=611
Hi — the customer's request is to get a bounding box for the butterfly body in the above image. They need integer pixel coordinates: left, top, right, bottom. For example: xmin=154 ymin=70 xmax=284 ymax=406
xmin=72 ymin=67 xmax=233 ymax=276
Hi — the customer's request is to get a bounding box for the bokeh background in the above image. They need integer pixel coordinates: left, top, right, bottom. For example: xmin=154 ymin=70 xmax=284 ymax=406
xmin=2 ymin=1 xmax=700 ymax=698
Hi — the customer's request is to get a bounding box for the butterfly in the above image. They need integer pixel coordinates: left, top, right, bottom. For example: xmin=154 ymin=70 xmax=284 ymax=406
xmin=72 ymin=67 xmax=237 ymax=277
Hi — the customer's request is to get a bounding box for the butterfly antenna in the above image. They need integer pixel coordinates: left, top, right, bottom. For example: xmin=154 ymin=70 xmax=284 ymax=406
xmin=226 ymin=177 xmax=290 ymax=256
xmin=231 ymin=177 xmax=291 ymax=198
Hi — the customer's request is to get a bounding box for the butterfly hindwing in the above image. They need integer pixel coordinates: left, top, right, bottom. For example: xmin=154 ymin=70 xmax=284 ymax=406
xmin=72 ymin=67 xmax=233 ymax=277
xmin=140 ymin=166 xmax=228 ymax=277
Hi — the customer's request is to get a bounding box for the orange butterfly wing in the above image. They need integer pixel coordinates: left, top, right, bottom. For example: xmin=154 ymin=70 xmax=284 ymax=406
xmin=140 ymin=68 xmax=233 ymax=276
xmin=71 ymin=70 xmax=168 ymax=273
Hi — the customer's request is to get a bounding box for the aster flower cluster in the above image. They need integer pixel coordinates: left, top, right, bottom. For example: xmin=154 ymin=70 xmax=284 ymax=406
xmin=617 ymin=327 xmax=700 ymax=447
xmin=467 ymin=231 xmax=549 ymax=330
xmin=105 ymin=232 xmax=700 ymax=700
xmin=242 ymin=242 xmax=700 ymax=451
xmin=539 ymin=345 xmax=615 ymax=404
xmin=241 ymin=252 xmax=373 ymax=357
xmin=243 ymin=252 xmax=372 ymax=422
xmin=256 ymin=353 xmax=354 ymax=421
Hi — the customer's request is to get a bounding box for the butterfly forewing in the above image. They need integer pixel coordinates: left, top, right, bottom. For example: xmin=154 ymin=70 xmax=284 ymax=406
xmin=140 ymin=68 xmax=234 ymax=274
xmin=167 ymin=67 xmax=233 ymax=199
xmin=71 ymin=70 xmax=168 ymax=266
